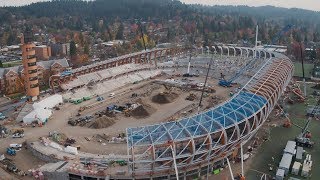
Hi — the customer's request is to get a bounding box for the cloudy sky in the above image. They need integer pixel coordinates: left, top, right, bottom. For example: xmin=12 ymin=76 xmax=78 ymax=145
xmin=180 ymin=0 xmax=320 ymax=11
xmin=0 ymin=0 xmax=320 ymax=11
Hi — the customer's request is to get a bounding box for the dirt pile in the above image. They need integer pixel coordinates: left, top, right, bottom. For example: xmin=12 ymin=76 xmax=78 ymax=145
xmin=130 ymin=104 xmax=155 ymax=118
xmin=86 ymin=116 xmax=115 ymax=129
xmin=152 ymin=92 xmax=178 ymax=104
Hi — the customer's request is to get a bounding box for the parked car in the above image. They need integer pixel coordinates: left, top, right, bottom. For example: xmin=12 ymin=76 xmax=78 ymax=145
xmin=12 ymin=133 xmax=24 ymax=138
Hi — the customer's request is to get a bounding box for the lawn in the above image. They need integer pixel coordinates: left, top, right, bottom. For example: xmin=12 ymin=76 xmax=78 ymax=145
xmin=294 ymin=62 xmax=314 ymax=78
xmin=246 ymin=83 xmax=320 ymax=180
xmin=2 ymin=60 xmax=22 ymax=68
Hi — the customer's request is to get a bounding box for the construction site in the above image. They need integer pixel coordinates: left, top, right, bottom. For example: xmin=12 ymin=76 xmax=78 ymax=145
xmin=2 ymin=42 xmax=319 ymax=180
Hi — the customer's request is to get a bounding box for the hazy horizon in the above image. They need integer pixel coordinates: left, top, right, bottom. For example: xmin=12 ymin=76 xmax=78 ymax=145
xmin=0 ymin=0 xmax=320 ymax=12
xmin=181 ymin=0 xmax=320 ymax=11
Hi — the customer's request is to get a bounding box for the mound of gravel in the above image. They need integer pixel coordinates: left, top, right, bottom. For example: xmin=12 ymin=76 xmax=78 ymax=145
xmin=86 ymin=116 xmax=115 ymax=129
xmin=130 ymin=104 xmax=155 ymax=119
xmin=152 ymin=92 xmax=178 ymax=104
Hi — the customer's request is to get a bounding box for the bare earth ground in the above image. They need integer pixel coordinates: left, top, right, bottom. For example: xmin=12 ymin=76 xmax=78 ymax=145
xmin=0 ymin=75 xmax=232 ymax=178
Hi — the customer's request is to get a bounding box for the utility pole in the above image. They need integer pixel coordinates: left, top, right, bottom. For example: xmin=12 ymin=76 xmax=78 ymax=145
xmin=198 ymin=52 xmax=213 ymax=113
xmin=300 ymin=42 xmax=307 ymax=97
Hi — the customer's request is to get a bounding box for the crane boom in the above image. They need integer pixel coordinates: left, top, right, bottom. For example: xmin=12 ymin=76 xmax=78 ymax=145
xmin=219 ymin=57 xmax=257 ymax=87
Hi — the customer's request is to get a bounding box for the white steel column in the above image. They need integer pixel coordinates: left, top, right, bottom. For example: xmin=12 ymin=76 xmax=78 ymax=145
xmin=171 ymin=145 xmax=179 ymax=180
xmin=226 ymin=157 xmax=235 ymax=180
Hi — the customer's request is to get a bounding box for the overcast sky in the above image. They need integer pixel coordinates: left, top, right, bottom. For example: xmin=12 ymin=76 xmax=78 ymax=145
xmin=0 ymin=0 xmax=320 ymax=11
xmin=181 ymin=0 xmax=320 ymax=11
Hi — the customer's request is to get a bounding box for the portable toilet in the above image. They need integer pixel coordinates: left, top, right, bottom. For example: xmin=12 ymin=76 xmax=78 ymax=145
xmin=291 ymin=161 xmax=302 ymax=175
xmin=276 ymin=168 xmax=285 ymax=180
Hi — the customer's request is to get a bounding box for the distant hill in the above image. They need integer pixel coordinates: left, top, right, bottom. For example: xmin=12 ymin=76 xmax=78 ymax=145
xmin=0 ymin=0 xmax=320 ymax=45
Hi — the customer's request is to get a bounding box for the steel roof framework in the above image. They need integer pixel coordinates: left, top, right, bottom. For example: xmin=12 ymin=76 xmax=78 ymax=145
xmin=126 ymin=47 xmax=293 ymax=177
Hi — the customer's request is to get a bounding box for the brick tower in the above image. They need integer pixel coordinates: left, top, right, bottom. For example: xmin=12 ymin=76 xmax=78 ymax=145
xmin=21 ymin=28 xmax=39 ymax=100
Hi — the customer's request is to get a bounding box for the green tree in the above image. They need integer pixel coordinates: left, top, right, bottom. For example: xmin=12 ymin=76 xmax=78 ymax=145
xmin=70 ymin=41 xmax=77 ymax=56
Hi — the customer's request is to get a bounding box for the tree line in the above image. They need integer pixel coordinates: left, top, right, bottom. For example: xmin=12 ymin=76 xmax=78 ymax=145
xmin=0 ymin=0 xmax=320 ymax=46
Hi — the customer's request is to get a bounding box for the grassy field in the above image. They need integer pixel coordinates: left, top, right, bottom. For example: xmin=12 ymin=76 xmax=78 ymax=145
xmin=294 ymin=62 xmax=314 ymax=78
xmin=246 ymin=83 xmax=320 ymax=180
xmin=2 ymin=60 xmax=22 ymax=68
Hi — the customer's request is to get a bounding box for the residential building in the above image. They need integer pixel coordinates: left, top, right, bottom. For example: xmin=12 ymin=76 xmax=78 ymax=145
xmin=35 ymin=45 xmax=52 ymax=60
xmin=50 ymin=43 xmax=70 ymax=57
xmin=0 ymin=58 xmax=69 ymax=95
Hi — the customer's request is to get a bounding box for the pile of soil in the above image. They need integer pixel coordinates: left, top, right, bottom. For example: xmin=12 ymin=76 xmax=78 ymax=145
xmin=86 ymin=116 xmax=115 ymax=129
xmin=130 ymin=104 xmax=155 ymax=119
xmin=152 ymin=92 xmax=178 ymax=104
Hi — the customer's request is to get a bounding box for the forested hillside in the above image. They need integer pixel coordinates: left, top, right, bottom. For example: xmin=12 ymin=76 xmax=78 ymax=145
xmin=1 ymin=0 xmax=320 ymax=46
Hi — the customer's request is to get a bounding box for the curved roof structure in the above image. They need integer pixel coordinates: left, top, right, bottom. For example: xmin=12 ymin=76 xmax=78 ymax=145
xmin=128 ymin=92 xmax=267 ymax=147
xmin=125 ymin=46 xmax=294 ymax=178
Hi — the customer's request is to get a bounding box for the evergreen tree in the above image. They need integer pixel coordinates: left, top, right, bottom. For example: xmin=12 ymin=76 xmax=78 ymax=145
xmin=70 ymin=41 xmax=77 ymax=56
xmin=116 ymin=23 xmax=124 ymax=40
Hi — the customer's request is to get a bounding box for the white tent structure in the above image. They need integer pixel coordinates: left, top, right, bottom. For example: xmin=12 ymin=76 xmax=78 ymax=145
xmin=23 ymin=94 xmax=63 ymax=124
xmin=23 ymin=108 xmax=52 ymax=124
xmin=33 ymin=94 xmax=63 ymax=110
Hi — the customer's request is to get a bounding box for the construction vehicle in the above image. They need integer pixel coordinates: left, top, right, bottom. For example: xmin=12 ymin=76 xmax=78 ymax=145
xmin=1 ymin=158 xmax=18 ymax=173
xmin=97 ymin=96 xmax=104 ymax=101
xmin=11 ymin=128 xmax=24 ymax=135
xmin=219 ymin=58 xmax=257 ymax=87
xmin=235 ymin=173 xmax=246 ymax=180
xmin=68 ymin=120 xmax=77 ymax=126
xmin=295 ymin=119 xmax=314 ymax=148
xmin=6 ymin=163 xmax=18 ymax=173
xmin=6 ymin=148 xmax=16 ymax=156
xmin=186 ymin=93 xmax=196 ymax=101
xmin=294 ymin=99 xmax=320 ymax=148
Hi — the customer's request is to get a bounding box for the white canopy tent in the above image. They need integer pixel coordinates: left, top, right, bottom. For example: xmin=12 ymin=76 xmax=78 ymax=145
xmin=23 ymin=108 xmax=52 ymax=124
xmin=33 ymin=94 xmax=63 ymax=110
xmin=23 ymin=94 xmax=63 ymax=124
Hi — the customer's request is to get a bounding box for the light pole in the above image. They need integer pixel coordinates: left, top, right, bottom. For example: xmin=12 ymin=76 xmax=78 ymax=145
xmin=300 ymin=42 xmax=307 ymax=97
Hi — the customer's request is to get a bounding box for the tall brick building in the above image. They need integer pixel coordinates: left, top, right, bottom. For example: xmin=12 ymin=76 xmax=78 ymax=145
xmin=21 ymin=31 xmax=40 ymax=98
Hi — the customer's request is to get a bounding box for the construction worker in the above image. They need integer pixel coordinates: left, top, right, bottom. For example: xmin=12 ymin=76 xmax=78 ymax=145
xmin=220 ymin=73 xmax=225 ymax=80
